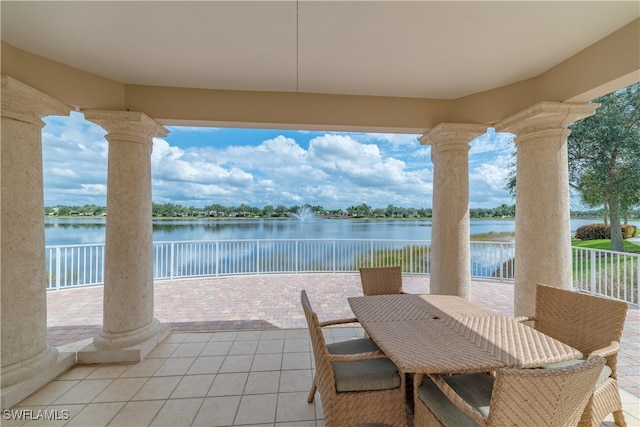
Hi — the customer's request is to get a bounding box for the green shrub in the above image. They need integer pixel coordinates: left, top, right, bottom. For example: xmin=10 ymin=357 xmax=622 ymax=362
xmin=622 ymin=224 xmax=637 ymax=239
xmin=575 ymin=224 xmax=610 ymax=240
xmin=576 ymin=223 xmax=638 ymax=240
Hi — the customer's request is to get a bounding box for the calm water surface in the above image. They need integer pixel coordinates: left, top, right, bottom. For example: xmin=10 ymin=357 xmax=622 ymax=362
xmin=45 ymin=217 xmax=634 ymax=246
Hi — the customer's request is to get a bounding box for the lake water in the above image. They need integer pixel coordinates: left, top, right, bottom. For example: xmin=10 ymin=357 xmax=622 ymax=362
xmin=44 ymin=217 xmax=634 ymax=246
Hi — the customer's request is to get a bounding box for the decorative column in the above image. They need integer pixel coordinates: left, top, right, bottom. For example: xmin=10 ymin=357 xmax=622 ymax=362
xmin=496 ymin=102 xmax=598 ymax=316
xmin=1 ymin=77 xmax=75 ymax=409
xmin=420 ymin=124 xmax=487 ymax=298
xmin=80 ymin=111 xmax=170 ymax=363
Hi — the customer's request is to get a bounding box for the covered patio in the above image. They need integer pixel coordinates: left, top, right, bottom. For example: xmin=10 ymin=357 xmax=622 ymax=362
xmin=11 ymin=274 xmax=639 ymax=426
xmin=2 ymin=0 xmax=639 ymax=419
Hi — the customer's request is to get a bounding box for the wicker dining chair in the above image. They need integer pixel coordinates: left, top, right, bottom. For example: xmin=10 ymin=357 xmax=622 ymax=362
xmin=413 ymin=355 xmax=606 ymax=427
xmin=301 ymin=290 xmax=407 ymax=427
xmin=518 ymin=284 xmax=629 ymax=427
xmin=359 ymin=265 xmax=404 ymax=296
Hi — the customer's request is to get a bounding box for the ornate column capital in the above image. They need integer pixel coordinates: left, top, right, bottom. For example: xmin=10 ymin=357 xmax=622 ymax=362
xmin=1 ymin=76 xmax=71 ymax=125
xmin=83 ymin=110 xmax=168 ymax=146
xmin=494 ymin=101 xmax=599 ymax=141
xmin=419 ymin=123 xmax=487 ymax=155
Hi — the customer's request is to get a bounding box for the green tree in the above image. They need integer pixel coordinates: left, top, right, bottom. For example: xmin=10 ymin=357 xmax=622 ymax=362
xmin=385 ymin=204 xmax=396 ymax=218
xmin=416 ymin=207 xmax=432 ymax=218
xmin=262 ymin=204 xmax=275 ymax=217
xmin=310 ymin=205 xmax=326 ymax=216
xmin=347 ymin=203 xmax=371 ymax=217
xmin=568 ymin=82 xmax=640 ymax=251
xmin=204 ymin=203 xmax=227 ymax=217
xmin=274 ymin=205 xmax=288 ymax=217
xmin=372 ymin=207 xmax=385 ymax=218
xmin=492 ymin=204 xmax=515 ymax=218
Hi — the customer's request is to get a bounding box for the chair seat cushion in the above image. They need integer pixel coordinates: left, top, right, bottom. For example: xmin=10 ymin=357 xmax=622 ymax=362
xmin=417 ymin=373 xmax=494 ymax=427
xmin=545 ymin=359 xmax=612 ymax=387
xmin=328 ymin=337 xmax=401 ymax=392
xmin=333 ymin=357 xmax=401 ymax=392
xmin=327 ymin=337 xmax=380 ymax=355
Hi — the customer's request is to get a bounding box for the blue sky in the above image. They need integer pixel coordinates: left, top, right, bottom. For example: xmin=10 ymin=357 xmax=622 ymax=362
xmin=42 ymin=111 xmax=517 ymax=210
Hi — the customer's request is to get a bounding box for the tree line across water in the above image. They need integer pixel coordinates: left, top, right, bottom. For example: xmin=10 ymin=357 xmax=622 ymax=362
xmin=44 ymin=203 xmax=639 ymax=220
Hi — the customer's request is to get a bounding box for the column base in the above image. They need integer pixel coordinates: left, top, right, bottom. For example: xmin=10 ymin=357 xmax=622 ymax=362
xmin=77 ymin=320 xmax=170 ymax=364
xmin=0 ymin=349 xmax=76 ymax=410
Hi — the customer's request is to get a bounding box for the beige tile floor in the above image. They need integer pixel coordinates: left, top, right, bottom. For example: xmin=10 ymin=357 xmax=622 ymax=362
xmin=6 ymin=326 xmax=640 ymax=427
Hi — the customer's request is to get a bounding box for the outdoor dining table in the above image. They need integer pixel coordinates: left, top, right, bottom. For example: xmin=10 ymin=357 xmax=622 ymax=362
xmin=348 ymin=294 xmax=583 ymax=375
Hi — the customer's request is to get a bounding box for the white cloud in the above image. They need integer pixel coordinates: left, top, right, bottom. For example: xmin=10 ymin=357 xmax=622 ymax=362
xmin=152 ymin=138 xmax=254 ymax=187
xmin=469 ymin=152 xmax=514 ymax=207
xmin=165 ymin=126 xmax=220 ymax=133
xmin=361 ymin=132 xmax=421 ymax=147
xmin=80 ymin=183 xmax=107 ymax=193
xmin=152 ymin=137 xmax=184 ymax=160
xmin=410 ymin=147 xmax=431 ymax=159
xmin=470 ymin=128 xmax=514 ymax=155
xmin=471 ymin=163 xmax=508 ymax=191
xmin=50 ymin=168 xmax=80 ymax=178
xmin=306 ymin=134 xmax=423 ymax=189
xmin=308 ymin=134 xmax=381 ymax=171
xmin=202 ymin=135 xmax=306 ymax=166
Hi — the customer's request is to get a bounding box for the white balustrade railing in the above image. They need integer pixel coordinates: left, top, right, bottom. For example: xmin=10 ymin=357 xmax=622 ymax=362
xmin=46 ymin=243 xmax=105 ymax=289
xmin=572 ymin=246 xmax=639 ymax=305
xmin=44 ymin=239 xmax=639 ymax=305
xmin=151 ymin=239 xmax=433 ymax=278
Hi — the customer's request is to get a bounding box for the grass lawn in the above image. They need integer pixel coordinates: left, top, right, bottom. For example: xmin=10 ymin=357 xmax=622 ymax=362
xmin=572 ymin=238 xmax=640 ymax=253
xmin=470 ymin=231 xmax=515 ymax=242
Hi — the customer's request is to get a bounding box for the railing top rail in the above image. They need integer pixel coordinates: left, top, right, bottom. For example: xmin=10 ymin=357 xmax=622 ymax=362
xmin=572 ymin=246 xmax=640 ymax=256
xmin=470 ymin=241 xmax=515 ymax=244
xmin=44 ymin=238 xmax=513 ymax=250
xmin=45 ymin=243 xmax=106 ymax=249
xmin=152 ymin=238 xmax=433 ymax=244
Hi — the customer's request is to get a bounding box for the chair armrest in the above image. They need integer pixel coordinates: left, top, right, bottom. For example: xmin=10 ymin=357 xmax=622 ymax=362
xmin=589 ymin=341 xmax=620 ymax=358
xmin=513 ymin=315 xmax=535 ymax=323
xmin=428 ymin=374 xmax=489 ymax=427
xmin=319 ymin=317 xmax=358 ymax=327
xmin=329 ymin=350 xmax=388 ymax=362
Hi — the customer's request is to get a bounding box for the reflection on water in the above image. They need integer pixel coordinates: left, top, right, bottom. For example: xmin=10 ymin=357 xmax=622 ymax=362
xmin=44 ymin=217 xmax=640 ymax=247
xmin=45 ymin=222 xmax=105 ymax=230
xmin=46 ymin=217 xmax=441 ymax=245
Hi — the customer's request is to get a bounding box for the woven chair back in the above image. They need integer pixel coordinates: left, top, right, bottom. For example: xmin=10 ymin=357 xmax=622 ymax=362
xmin=300 ymin=290 xmax=336 ymax=396
xmin=359 ymin=266 xmax=403 ymax=295
xmin=534 ymin=284 xmax=627 ymax=355
xmin=489 ymin=356 xmax=606 ymax=426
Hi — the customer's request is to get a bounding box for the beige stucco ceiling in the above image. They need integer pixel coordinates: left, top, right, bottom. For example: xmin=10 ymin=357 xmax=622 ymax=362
xmin=2 ymin=1 xmax=638 ymax=101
